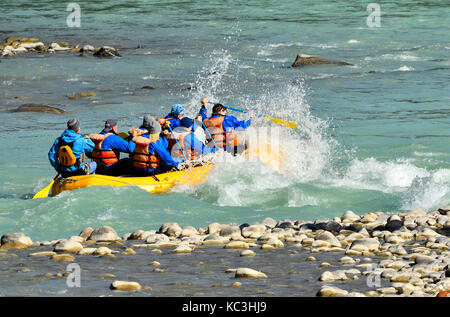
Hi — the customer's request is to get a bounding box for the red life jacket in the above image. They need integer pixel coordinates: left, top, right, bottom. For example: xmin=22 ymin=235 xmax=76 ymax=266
xmin=203 ymin=115 xmax=236 ymax=150
xmin=131 ymin=136 xmax=161 ymax=170
xmin=90 ymin=133 xmax=119 ymax=166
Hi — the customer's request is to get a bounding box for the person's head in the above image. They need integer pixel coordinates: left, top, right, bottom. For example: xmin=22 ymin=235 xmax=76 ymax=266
xmin=67 ymin=118 xmax=81 ymax=133
xmin=212 ymin=104 xmax=227 ymax=116
xmin=103 ymin=119 xmax=118 ymax=134
xmin=140 ymin=115 xmax=161 ymax=135
xmin=180 ymin=117 xmax=194 ymax=131
xmin=170 ymin=104 xmax=185 ymax=119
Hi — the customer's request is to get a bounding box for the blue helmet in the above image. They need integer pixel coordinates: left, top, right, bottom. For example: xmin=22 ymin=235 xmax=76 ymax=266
xmin=171 ymin=104 xmax=185 ymax=115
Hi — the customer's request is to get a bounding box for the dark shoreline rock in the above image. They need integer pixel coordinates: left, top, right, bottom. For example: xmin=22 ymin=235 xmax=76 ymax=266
xmin=292 ymin=54 xmax=351 ymax=67
xmin=13 ymin=104 xmax=65 ymax=114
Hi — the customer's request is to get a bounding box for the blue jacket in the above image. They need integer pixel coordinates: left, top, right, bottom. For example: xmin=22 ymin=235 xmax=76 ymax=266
xmin=134 ymin=134 xmax=183 ymax=173
xmin=199 ymin=107 xmax=251 ymax=132
xmin=183 ymin=132 xmax=216 ymax=156
xmin=99 ymin=131 xmax=135 ymax=165
xmin=164 ymin=114 xmax=181 ymax=129
xmin=48 ymin=129 xmax=95 ymax=173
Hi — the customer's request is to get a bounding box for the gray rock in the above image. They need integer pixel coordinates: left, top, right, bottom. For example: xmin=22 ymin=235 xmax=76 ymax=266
xmin=292 ymin=54 xmax=351 ymax=67
xmin=386 ymin=215 xmax=403 ymax=231
xmin=315 ymin=231 xmax=341 ymax=247
xmin=349 ymin=238 xmax=380 ymax=252
xmin=13 ymin=104 xmax=65 ymax=114
xmin=342 ymin=210 xmax=360 ymax=222
xmin=1 ymin=232 xmax=33 ymax=248
xmin=262 ymin=217 xmax=277 ymax=228
xmin=158 ymin=222 xmax=182 ymax=237
xmin=219 ymin=225 xmax=241 ymax=237
xmin=93 ymin=46 xmax=121 ymax=58
xmin=438 ymin=206 xmax=450 ymax=215
xmin=89 ymin=226 xmax=120 ymax=242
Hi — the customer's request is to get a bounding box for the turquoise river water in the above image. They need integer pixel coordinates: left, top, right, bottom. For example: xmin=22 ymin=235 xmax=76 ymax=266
xmin=0 ymin=0 xmax=449 ymax=241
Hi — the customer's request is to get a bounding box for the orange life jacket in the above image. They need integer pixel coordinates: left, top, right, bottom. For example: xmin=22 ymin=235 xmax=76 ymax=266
xmin=171 ymin=132 xmax=198 ymax=161
xmin=90 ymin=133 xmax=119 ymax=166
xmin=203 ymin=115 xmax=236 ymax=150
xmin=131 ymin=136 xmax=161 ymax=170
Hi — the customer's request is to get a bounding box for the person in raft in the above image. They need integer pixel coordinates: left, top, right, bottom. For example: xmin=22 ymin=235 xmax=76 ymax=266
xmin=171 ymin=117 xmax=217 ymax=161
xmin=88 ymin=119 xmax=136 ymax=176
xmin=130 ymin=115 xmax=183 ymax=175
xmin=164 ymin=103 xmax=185 ymax=129
xmin=199 ymin=102 xmax=254 ymax=153
xmin=48 ymin=118 xmax=97 ymax=177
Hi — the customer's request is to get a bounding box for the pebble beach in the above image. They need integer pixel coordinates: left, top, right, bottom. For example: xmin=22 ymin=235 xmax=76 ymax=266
xmin=1 ymin=206 xmax=449 ymax=297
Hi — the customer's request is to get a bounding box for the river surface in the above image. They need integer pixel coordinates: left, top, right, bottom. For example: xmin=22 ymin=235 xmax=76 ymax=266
xmin=0 ymin=0 xmax=449 ymax=242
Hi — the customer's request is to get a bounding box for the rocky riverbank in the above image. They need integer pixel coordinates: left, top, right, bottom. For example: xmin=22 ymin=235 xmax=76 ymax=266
xmin=1 ymin=207 xmax=449 ymax=297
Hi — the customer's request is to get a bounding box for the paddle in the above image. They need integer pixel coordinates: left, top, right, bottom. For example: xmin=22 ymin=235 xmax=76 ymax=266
xmin=32 ymin=173 xmax=60 ymax=199
xmin=205 ymin=100 xmax=298 ymax=129
xmin=167 ymin=125 xmax=188 ymax=161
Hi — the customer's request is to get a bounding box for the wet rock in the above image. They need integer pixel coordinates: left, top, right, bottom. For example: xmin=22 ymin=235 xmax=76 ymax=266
xmin=79 ymin=45 xmax=95 ymax=54
xmin=220 ymin=225 xmax=241 ymax=238
xmin=180 ymin=226 xmax=198 ymax=237
xmin=321 ymin=221 xmax=342 ymax=233
xmin=241 ymin=224 xmax=266 ymax=239
xmin=93 ymin=46 xmax=121 ymax=58
xmin=1 ymin=232 xmax=33 ymax=249
xmin=79 ymin=227 xmax=94 ymax=241
xmin=315 ymin=231 xmax=341 ymax=247
xmin=387 ymin=245 xmax=408 ymax=256
xmin=235 ymin=268 xmax=267 ymax=278
xmin=141 ymin=86 xmax=155 ymax=90
xmin=52 ymin=254 xmax=75 ymax=262
xmin=414 ymin=226 xmax=440 ymax=239
xmin=145 ymin=234 xmax=169 ymax=244
xmin=277 ymin=221 xmax=294 ymax=229
xmin=78 ymin=248 xmax=97 ymax=255
xmin=158 ymin=223 xmax=182 ymax=237
xmin=406 ymin=209 xmax=427 ymax=218
xmin=224 ymin=241 xmax=249 ymax=249
xmin=342 ymin=210 xmax=360 ymax=223
xmin=292 ymin=54 xmax=351 ymax=67
xmin=438 ymin=206 xmax=450 ymax=215
xmin=339 ymin=256 xmax=356 ymax=265
xmin=49 ymin=42 xmax=71 ymax=52
xmin=385 ymin=215 xmax=403 ymax=231
xmin=13 ymin=104 xmax=64 ymax=114
xmin=349 ymin=238 xmax=380 ymax=252
xmin=240 ymin=250 xmax=256 ymax=257
xmin=89 ymin=226 xmax=121 ymax=242
xmin=54 ymin=239 xmax=83 ymax=253
xmin=172 ymin=245 xmax=192 ymax=253
xmin=94 ymin=247 xmax=113 ymax=256
xmin=262 ymin=217 xmax=277 ymax=228
xmin=110 ymin=280 xmax=141 ymax=291
xmin=28 ymin=251 xmax=56 ymax=257
xmin=317 ymin=285 xmax=348 ymax=297
xmin=67 ymin=92 xmax=96 ymax=100
xmin=320 ymin=270 xmax=349 ymax=282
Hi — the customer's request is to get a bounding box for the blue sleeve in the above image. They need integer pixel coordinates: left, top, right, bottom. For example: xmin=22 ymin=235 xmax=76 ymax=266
xmin=83 ymin=138 xmax=95 ymax=153
xmin=48 ymin=139 xmax=61 ymax=172
xmin=153 ymin=141 xmax=183 ymax=166
xmin=185 ymin=134 xmax=215 ymax=155
xmin=198 ymin=106 xmax=207 ymax=121
xmin=105 ymin=135 xmax=135 ymax=153
xmin=223 ymin=115 xmax=251 ymax=131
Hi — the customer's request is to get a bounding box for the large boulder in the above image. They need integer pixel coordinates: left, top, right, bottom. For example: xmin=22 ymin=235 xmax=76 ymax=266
xmin=158 ymin=223 xmax=182 ymax=237
xmin=1 ymin=232 xmax=33 ymax=249
xmin=292 ymin=54 xmax=351 ymax=67
xmin=88 ymin=226 xmax=120 ymax=242
xmin=53 ymin=239 xmax=83 ymax=253
xmin=349 ymin=238 xmax=380 ymax=252
xmin=93 ymin=46 xmax=121 ymax=58
xmin=315 ymin=231 xmax=341 ymax=247
xmin=13 ymin=104 xmax=64 ymax=114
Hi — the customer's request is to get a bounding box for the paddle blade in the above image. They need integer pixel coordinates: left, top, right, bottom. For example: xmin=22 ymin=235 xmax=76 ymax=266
xmin=32 ymin=181 xmax=54 ymax=199
xmin=264 ymin=116 xmax=298 ymax=129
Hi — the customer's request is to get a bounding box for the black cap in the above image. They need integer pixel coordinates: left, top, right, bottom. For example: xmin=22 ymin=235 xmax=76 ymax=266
xmin=103 ymin=119 xmax=117 ymax=132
